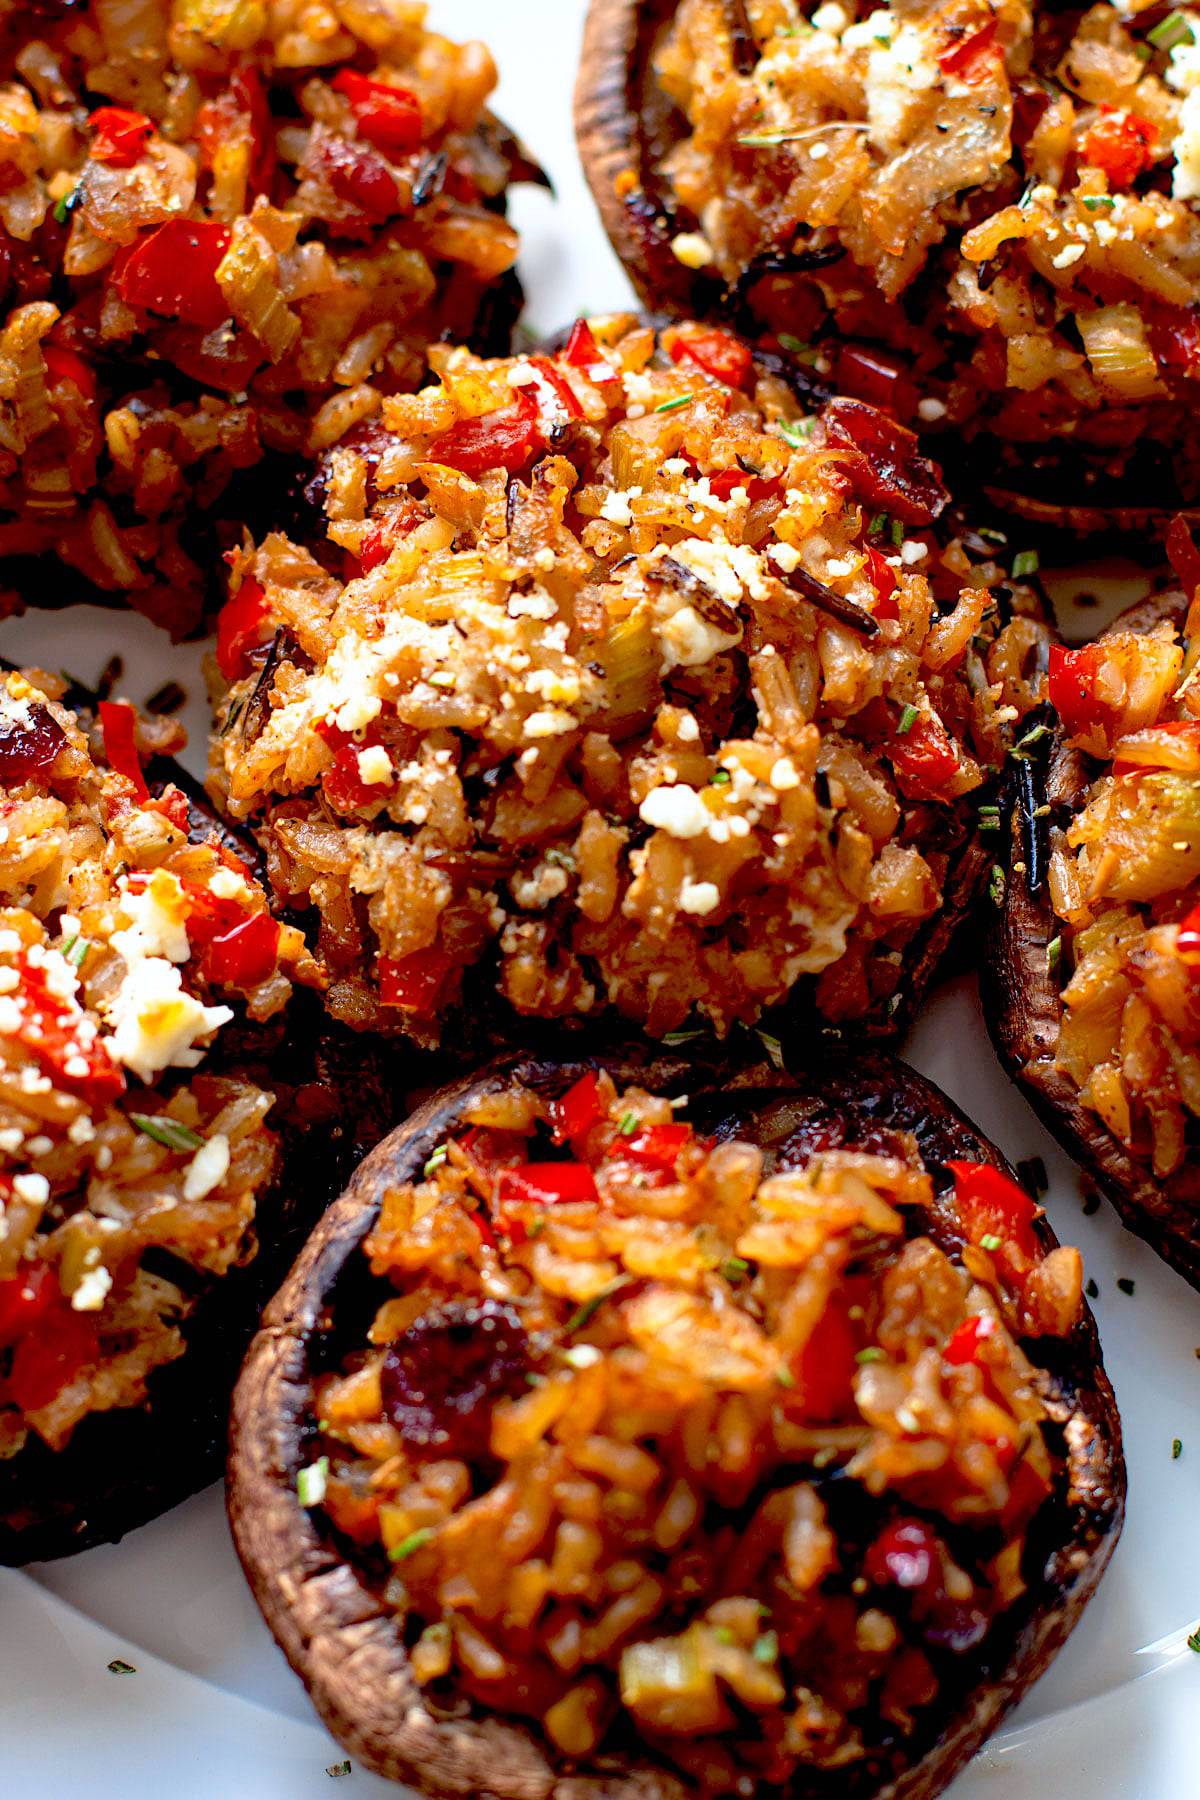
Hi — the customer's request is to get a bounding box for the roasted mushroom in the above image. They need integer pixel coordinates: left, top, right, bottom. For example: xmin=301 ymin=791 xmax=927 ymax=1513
xmin=985 ymin=581 xmax=1200 ymax=1289
xmin=207 ymin=312 xmax=1048 ymax=1048
xmin=576 ymin=0 xmax=1200 ymax=528
xmin=0 ymin=669 xmax=400 ymax=1562
xmin=230 ymin=1048 xmax=1123 ymax=1799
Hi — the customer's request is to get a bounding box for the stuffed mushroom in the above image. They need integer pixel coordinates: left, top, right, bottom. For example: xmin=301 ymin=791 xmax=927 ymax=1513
xmin=229 ymin=1048 xmax=1122 ymax=1799
xmin=576 ymin=0 xmax=1200 ymax=527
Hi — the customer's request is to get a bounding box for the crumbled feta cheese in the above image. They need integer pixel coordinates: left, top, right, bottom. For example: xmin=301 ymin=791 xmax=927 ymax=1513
xmin=112 ymin=868 xmax=191 ymax=966
xmin=675 ymin=713 xmax=700 ymax=743
xmin=70 ymin=1263 xmax=113 ymax=1312
xmin=0 ymin=967 xmax=15 ymax=993
xmin=899 ymin=540 xmax=928 ymax=565
xmin=768 ymin=541 xmax=803 ymax=574
xmin=13 ymin=1173 xmax=49 ymax=1205
xmin=209 ymin=868 xmax=250 ymax=901
xmin=917 ymin=397 xmax=947 ymax=422
xmin=600 ymin=487 xmax=641 ymax=527
xmin=812 ymin=1 xmax=849 ymax=32
xmin=332 ymin=691 xmax=382 ymax=734
xmin=843 ymin=7 xmax=893 ymax=51
xmin=639 ymin=785 xmax=712 ymax=839
xmin=356 ymin=745 xmax=393 ymax=786
xmin=671 ymin=231 xmax=714 ymax=270
xmin=0 ymin=1127 xmax=22 ymax=1153
xmin=524 ymin=708 xmax=578 ymax=738
xmin=183 ymin=1133 xmax=231 ymax=1201
xmin=660 ymin=605 xmax=740 ymax=669
xmin=1051 ymin=243 xmax=1085 ymax=269
xmin=1168 ymin=26 xmax=1200 ymax=93
xmin=679 ymin=878 xmax=721 ymax=916
xmin=104 ymin=960 xmax=232 ymax=1081
xmin=770 ymin=758 xmax=801 ymax=792
xmin=866 ymin=23 xmax=938 ymax=153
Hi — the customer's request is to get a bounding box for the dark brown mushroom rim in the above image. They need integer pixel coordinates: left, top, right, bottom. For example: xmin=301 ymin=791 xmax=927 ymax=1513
xmin=983 ymin=585 xmax=1200 ymax=1291
xmin=0 ymin=761 xmax=404 ymax=1566
xmin=573 ymin=0 xmax=1200 ymax=538
xmin=229 ymin=1049 xmax=1122 ymax=1800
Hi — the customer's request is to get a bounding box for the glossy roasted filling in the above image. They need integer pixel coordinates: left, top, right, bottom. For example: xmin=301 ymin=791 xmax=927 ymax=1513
xmin=1046 ymin=603 xmax=1200 ymax=1176
xmin=0 ymin=0 xmax=520 ymax=633
xmin=655 ymin=0 xmax=1200 ymax=445
xmin=0 ymin=669 xmax=312 ymax=1452
xmin=310 ymin=1071 xmax=1083 ymax=1789
xmin=209 ymin=313 xmax=1044 ymax=1042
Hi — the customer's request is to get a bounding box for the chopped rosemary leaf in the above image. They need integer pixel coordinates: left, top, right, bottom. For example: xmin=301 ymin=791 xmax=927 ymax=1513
xmin=890 ymin=517 xmax=904 ymax=549
xmin=388 ymin=1526 xmax=436 ymax=1563
xmin=752 ymin=1629 xmax=779 ymax=1664
xmin=710 ymin=768 xmax=732 ymax=785
xmin=1116 ymin=1277 xmax=1136 ymax=1296
xmin=855 ymin=1346 xmax=885 ymax=1364
xmin=662 ymin=1026 xmax=705 ymax=1046
xmin=1046 ymin=935 xmax=1062 ymax=975
xmin=980 ymin=1233 xmax=1003 ymax=1253
xmin=423 ymin=1144 xmax=448 ymax=1178
xmin=756 ymin=1029 xmax=785 ymax=1070
xmin=1014 ymin=722 xmax=1051 ymax=754
xmin=130 ymin=1113 xmax=204 ymax=1153
xmin=775 ymin=1365 xmax=797 ymax=1389
xmin=989 ymin=865 xmax=1006 ymax=906
xmin=777 ymin=418 xmax=814 ymax=447
xmin=896 ymin=703 xmax=919 ymax=736
xmin=296 ymin=1455 xmax=329 ymax=1508
xmin=564 ymin=1278 xmax=627 ymax=1337
xmin=720 ymin=1255 xmax=750 ymax=1281
xmin=1173 ymin=1438 xmax=1183 ymax=1460
xmin=1080 ymin=195 xmax=1116 ymax=210
xmin=617 ymin=1110 xmax=639 ymax=1136
xmin=1189 ymin=1627 xmax=1200 ymax=1653
xmin=868 ymin=511 xmax=888 ymax=537
xmin=1012 ymin=549 xmax=1040 ymax=578
xmin=107 ymin=1659 xmax=137 ymax=1676
xmin=654 ymin=392 xmax=694 ymax=414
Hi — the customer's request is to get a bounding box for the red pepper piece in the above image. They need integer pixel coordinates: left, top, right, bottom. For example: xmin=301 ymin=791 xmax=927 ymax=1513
xmin=821 ymin=398 xmax=948 ymax=525
xmin=834 ymin=343 xmax=916 ymax=418
xmin=0 ymin=1262 xmax=56 ymax=1346
xmin=205 ymin=909 xmax=280 ymax=988
xmin=11 ymin=953 xmax=126 ymax=1106
xmin=332 ymin=70 xmax=424 ymax=158
xmin=669 ymin=327 xmax=754 ymax=390
xmin=146 ymin=783 xmax=192 ymax=834
xmin=89 ymin=105 xmax=153 ymax=167
xmin=379 ymin=944 xmax=454 ymax=1013
xmin=320 ymin=132 xmax=404 ymax=222
xmin=937 ymin=19 xmax=999 ymax=81
xmin=1175 ymin=899 xmax=1200 ymax=966
xmin=943 ymin=1312 xmax=999 ymax=1367
xmin=529 ymin=356 xmax=583 ymax=421
xmin=0 ymin=697 xmax=67 ymax=784
xmin=887 ymin=709 xmax=959 ymax=799
xmin=562 ymin=317 xmax=614 ymax=381
xmin=1148 ymin=307 xmax=1200 ymax=379
xmin=7 ymin=1286 xmax=100 ymax=1413
xmin=624 ymin=1122 xmax=691 ymax=1171
xmin=98 ymin=700 xmax=148 ymax=802
xmin=115 ymin=220 xmax=232 ymax=330
xmin=946 ymin=1159 xmax=1042 ymax=1286
xmin=495 ymin=1161 xmax=600 ymax=1206
xmin=315 ymin=718 xmax=391 ymax=813
xmin=706 ymin=467 xmax=782 ymax=503
xmin=1166 ymin=514 xmax=1200 ymax=596
xmin=789 ymin=1297 xmax=858 ymax=1420
xmin=552 ymin=1070 xmax=604 ymax=1148
xmin=865 ymin=1518 xmax=941 ymax=1593
xmin=216 ymin=575 xmax=269 ymax=682
xmin=181 ymin=877 xmax=247 ymax=955
xmin=1046 ymin=642 xmax=1108 ymax=738
xmin=358 ymin=525 xmax=394 ymax=573
xmin=195 ymin=66 xmax=275 ymax=197
xmin=426 ymin=386 xmax=541 ymax=476
xmin=43 ymin=343 xmax=97 ymax=403
xmin=1079 ymin=106 xmax=1157 ymax=188
xmin=865 ymin=545 xmax=899 ymax=619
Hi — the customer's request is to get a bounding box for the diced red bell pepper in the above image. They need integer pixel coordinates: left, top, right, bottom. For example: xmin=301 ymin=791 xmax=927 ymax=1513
xmin=495 ymin=1161 xmax=599 ymax=1206
xmin=938 ymin=19 xmax=999 ymax=82
xmin=943 ymin=1311 xmax=999 ymax=1367
xmin=834 ymin=343 xmax=916 ymax=417
xmin=332 ymin=70 xmax=424 ymax=158
xmin=865 ymin=545 xmax=899 ymax=619
xmin=98 ymin=700 xmax=148 ymax=802
xmin=1166 ymin=514 xmax=1200 ymax=595
xmin=789 ymin=1298 xmax=858 ymax=1421
xmin=379 ymin=944 xmax=454 ymax=1013
xmin=115 ymin=220 xmax=232 ymax=330
xmin=821 ymin=398 xmax=949 ymax=525
xmin=0 ymin=697 xmax=67 ymax=783
xmin=1175 ymin=899 xmax=1200 ymax=966
xmin=0 ymin=1262 xmax=56 ymax=1346
xmin=624 ymin=1122 xmax=691 ymax=1172
xmin=89 ymin=105 xmax=153 ymax=167
xmin=216 ymin=575 xmax=269 ymax=682
xmin=11 ymin=953 xmax=126 ymax=1105
xmin=1079 ymin=106 xmax=1157 ymax=188
xmin=205 ymin=909 xmax=280 ymax=988
xmin=195 ymin=66 xmax=275 ymax=197
xmin=1046 ymin=642 xmax=1108 ymax=738
xmin=426 ymin=386 xmax=541 ymax=476
xmin=315 ymin=718 xmax=391 ymax=813
xmin=706 ymin=467 xmax=782 ymax=504
xmin=887 ymin=709 xmax=960 ymax=799
xmin=1148 ymin=308 xmax=1200 ymax=380
xmin=865 ymin=1518 xmax=941 ymax=1594
xmin=320 ymin=132 xmax=404 ymax=222
xmin=358 ymin=525 xmax=394 ymax=573
xmin=669 ymin=328 xmax=754 ymax=391
xmin=472 ymin=1209 xmax=499 ymax=1252
xmin=181 ymin=876 xmax=248 ymax=953
xmin=946 ymin=1159 xmax=1042 ymax=1287
xmin=146 ymin=783 xmax=192 ymax=834
xmin=552 ymin=1070 xmax=604 ymax=1148
xmin=562 ymin=317 xmax=615 ymax=382
xmin=529 ymin=356 xmax=583 ymax=422
xmin=7 ymin=1283 xmax=100 ymax=1414
xmin=42 ymin=343 xmax=97 ymax=404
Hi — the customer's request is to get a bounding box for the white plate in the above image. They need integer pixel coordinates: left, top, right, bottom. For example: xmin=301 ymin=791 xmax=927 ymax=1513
xmin=2 ymin=3 xmax=1199 ymax=1792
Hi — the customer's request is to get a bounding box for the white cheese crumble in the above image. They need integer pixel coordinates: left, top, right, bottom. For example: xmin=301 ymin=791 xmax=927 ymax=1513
xmin=356 ymin=745 xmax=393 ymax=785
xmin=671 ymin=231 xmax=715 ymax=270
xmin=332 ymin=691 xmax=382 ymax=734
xmin=104 ymin=961 xmax=233 ymax=1082
xmin=112 ymin=869 xmax=191 ymax=966
xmin=639 ymin=785 xmax=712 ymax=839
xmin=71 ymin=1263 xmax=113 ymax=1312
xmin=12 ymin=1173 xmax=49 ymax=1205
xmin=679 ymin=878 xmax=721 ymax=916
xmin=660 ymin=605 xmax=740 ymax=669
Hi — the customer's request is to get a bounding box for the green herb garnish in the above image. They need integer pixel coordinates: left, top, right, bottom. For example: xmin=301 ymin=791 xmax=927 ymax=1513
xmin=855 ymin=1346 xmax=885 ymax=1364
xmin=423 ymin=1144 xmax=448 ymax=1178
xmin=564 ymin=1279 xmax=627 ymax=1338
xmin=617 ymin=1110 xmax=639 ymax=1136
xmin=720 ymin=1256 xmax=750 ymax=1282
xmin=1046 ymin=935 xmax=1062 ymax=975
xmin=53 ymin=182 xmax=82 ymax=225
xmin=1149 ymin=10 xmax=1193 ymax=49
xmin=107 ymin=1659 xmax=137 ymax=1676
xmin=388 ymin=1526 xmax=436 ymax=1563
xmin=1173 ymin=1438 xmax=1183 ymax=1460
xmin=130 ymin=1113 xmax=204 ymax=1153
xmin=1012 ymin=549 xmax=1040 ymax=578
xmin=710 ymin=767 xmax=732 ymax=785
xmin=296 ymin=1456 xmax=329 ymax=1508
xmin=989 ymin=865 xmax=1006 ymax=906
xmin=654 ymin=392 xmax=694 ymax=414
xmin=662 ymin=1026 xmax=706 ymax=1047
xmin=778 ymin=333 xmax=819 ymax=364
xmin=1189 ymin=1627 xmax=1200 ymax=1653
xmin=774 ymin=1365 xmax=797 ymax=1389
xmin=980 ymin=1233 xmax=1003 ymax=1252
xmin=756 ymin=1029 xmax=785 ymax=1070
xmin=752 ymin=1630 xmax=779 ymax=1664
xmin=1081 ymin=195 xmax=1116 ymax=210
xmin=1014 ymin=722 xmax=1051 ymax=755
xmin=896 ymin=704 xmax=919 ymax=736
xmin=777 ymin=418 xmax=814 ymax=447
xmin=60 ymin=934 xmax=91 ymax=968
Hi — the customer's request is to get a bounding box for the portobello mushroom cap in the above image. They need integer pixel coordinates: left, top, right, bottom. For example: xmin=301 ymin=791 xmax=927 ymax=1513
xmin=983 ymin=585 xmax=1200 ymax=1290
xmin=229 ymin=1049 xmax=1123 ymax=1800
xmin=0 ymin=759 xmax=404 ymax=1564
xmin=573 ymin=0 xmax=1200 ymax=537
